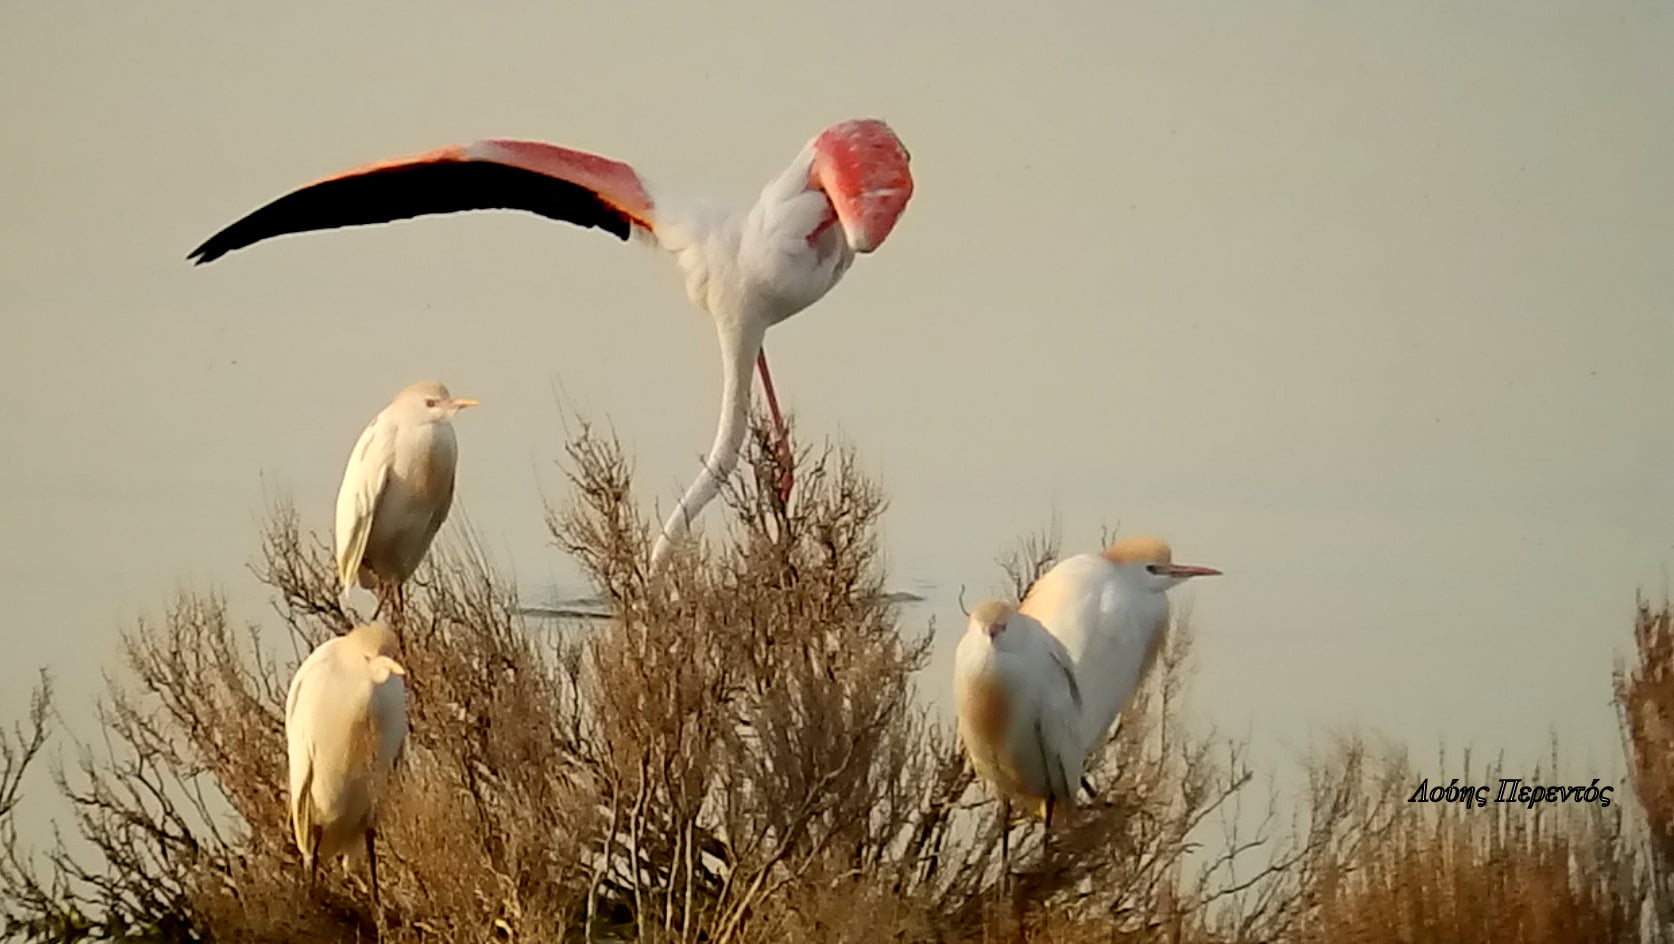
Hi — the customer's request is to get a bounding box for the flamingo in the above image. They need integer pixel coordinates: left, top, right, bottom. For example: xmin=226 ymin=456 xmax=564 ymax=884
xmin=186 ymin=119 xmax=915 ymax=571
xmin=954 ymin=600 xmax=1084 ymax=877
xmin=1019 ymin=535 xmax=1221 ymax=762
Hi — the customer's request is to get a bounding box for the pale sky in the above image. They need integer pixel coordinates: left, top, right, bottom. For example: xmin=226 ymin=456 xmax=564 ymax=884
xmin=2 ymin=0 xmax=1670 ymax=796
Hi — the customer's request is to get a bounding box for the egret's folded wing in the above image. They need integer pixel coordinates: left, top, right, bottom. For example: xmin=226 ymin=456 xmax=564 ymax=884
xmin=334 ymin=418 xmax=394 ymax=590
xmin=284 ymin=650 xmax=324 ymax=854
xmin=1039 ymin=636 xmax=1086 ymax=803
xmin=1046 ymin=634 xmax=1084 ymax=715
xmin=370 ymin=674 xmax=410 ymax=773
xmin=411 ymin=468 xmax=457 ymax=579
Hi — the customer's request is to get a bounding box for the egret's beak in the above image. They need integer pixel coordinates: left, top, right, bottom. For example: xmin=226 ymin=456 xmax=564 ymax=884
xmin=449 ymin=398 xmax=480 ymax=410
xmin=387 ymin=659 xmax=408 ymax=676
xmin=1150 ymin=563 xmax=1222 ymax=578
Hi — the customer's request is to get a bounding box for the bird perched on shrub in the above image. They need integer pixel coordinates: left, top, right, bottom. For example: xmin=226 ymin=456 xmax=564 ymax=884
xmin=285 ymin=621 xmax=409 ymax=910
xmin=1021 ymin=535 xmax=1220 ymax=760
xmin=335 ymin=380 xmax=477 ymax=617
xmin=955 ymin=599 xmax=1084 ymax=873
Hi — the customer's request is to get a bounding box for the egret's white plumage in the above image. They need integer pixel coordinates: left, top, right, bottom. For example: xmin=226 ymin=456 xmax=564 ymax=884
xmin=334 ymin=381 xmax=477 ymax=610
xmin=1019 ymin=535 xmax=1221 ymax=759
xmin=187 ymin=120 xmax=915 ymax=573
xmin=285 ymin=621 xmax=409 ymax=907
xmin=954 ymin=600 xmax=1085 ymax=825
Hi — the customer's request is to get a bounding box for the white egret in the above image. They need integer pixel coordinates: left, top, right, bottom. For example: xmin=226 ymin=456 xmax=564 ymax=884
xmin=335 ymin=380 xmax=477 ymax=617
xmin=954 ymin=599 xmax=1084 ymax=875
xmin=285 ymin=621 xmax=410 ymax=911
xmin=1019 ymin=535 xmax=1221 ymax=761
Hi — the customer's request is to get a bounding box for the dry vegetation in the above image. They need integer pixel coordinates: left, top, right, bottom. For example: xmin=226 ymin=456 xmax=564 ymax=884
xmin=1290 ymin=750 xmax=1647 ymax=944
xmin=1619 ymin=596 xmax=1674 ymax=940
xmin=0 ymin=417 xmax=1669 ymax=943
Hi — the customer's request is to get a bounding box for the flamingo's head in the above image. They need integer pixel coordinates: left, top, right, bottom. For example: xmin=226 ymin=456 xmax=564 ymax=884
xmin=809 ymin=118 xmax=914 ymax=253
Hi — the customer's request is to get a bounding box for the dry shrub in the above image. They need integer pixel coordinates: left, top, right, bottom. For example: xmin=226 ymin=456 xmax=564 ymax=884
xmin=1618 ymin=595 xmax=1674 ymax=937
xmin=1619 ymin=598 xmax=1674 ymax=864
xmin=547 ymin=419 xmax=956 ymax=943
xmin=550 ymin=424 xmax=1302 ymax=944
xmin=0 ymin=416 xmax=998 ymax=942
xmin=1290 ymin=748 xmax=1645 ymax=944
xmin=1 ymin=412 xmax=1660 ymax=942
xmin=1 ymin=504 xmax=597 ymax=942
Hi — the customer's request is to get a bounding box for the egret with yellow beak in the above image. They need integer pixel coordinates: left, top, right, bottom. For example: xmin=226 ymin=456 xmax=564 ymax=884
xmin=335 ymin=380 xmax=477 ymax=617
xmin=1020 ymin=535 xmax=1221 ymax=760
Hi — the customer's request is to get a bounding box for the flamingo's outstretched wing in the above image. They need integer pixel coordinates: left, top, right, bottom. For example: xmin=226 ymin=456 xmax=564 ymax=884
xmin=188 ymin=140 xmax=656 ymax=264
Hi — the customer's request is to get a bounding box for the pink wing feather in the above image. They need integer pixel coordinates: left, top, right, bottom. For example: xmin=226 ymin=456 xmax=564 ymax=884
xmin=466 ymin=139 xmax=655 ymax=233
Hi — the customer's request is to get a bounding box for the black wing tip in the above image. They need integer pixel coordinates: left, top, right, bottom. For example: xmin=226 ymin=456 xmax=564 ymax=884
xmin=186 ymin=241 xmax=225 ymax=265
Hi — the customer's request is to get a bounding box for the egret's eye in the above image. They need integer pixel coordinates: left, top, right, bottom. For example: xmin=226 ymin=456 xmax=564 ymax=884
xmin=1146 ymin=564 xmax=1163 ymax=575
xmin=425 ymin=398 xmax=439 ymax=408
